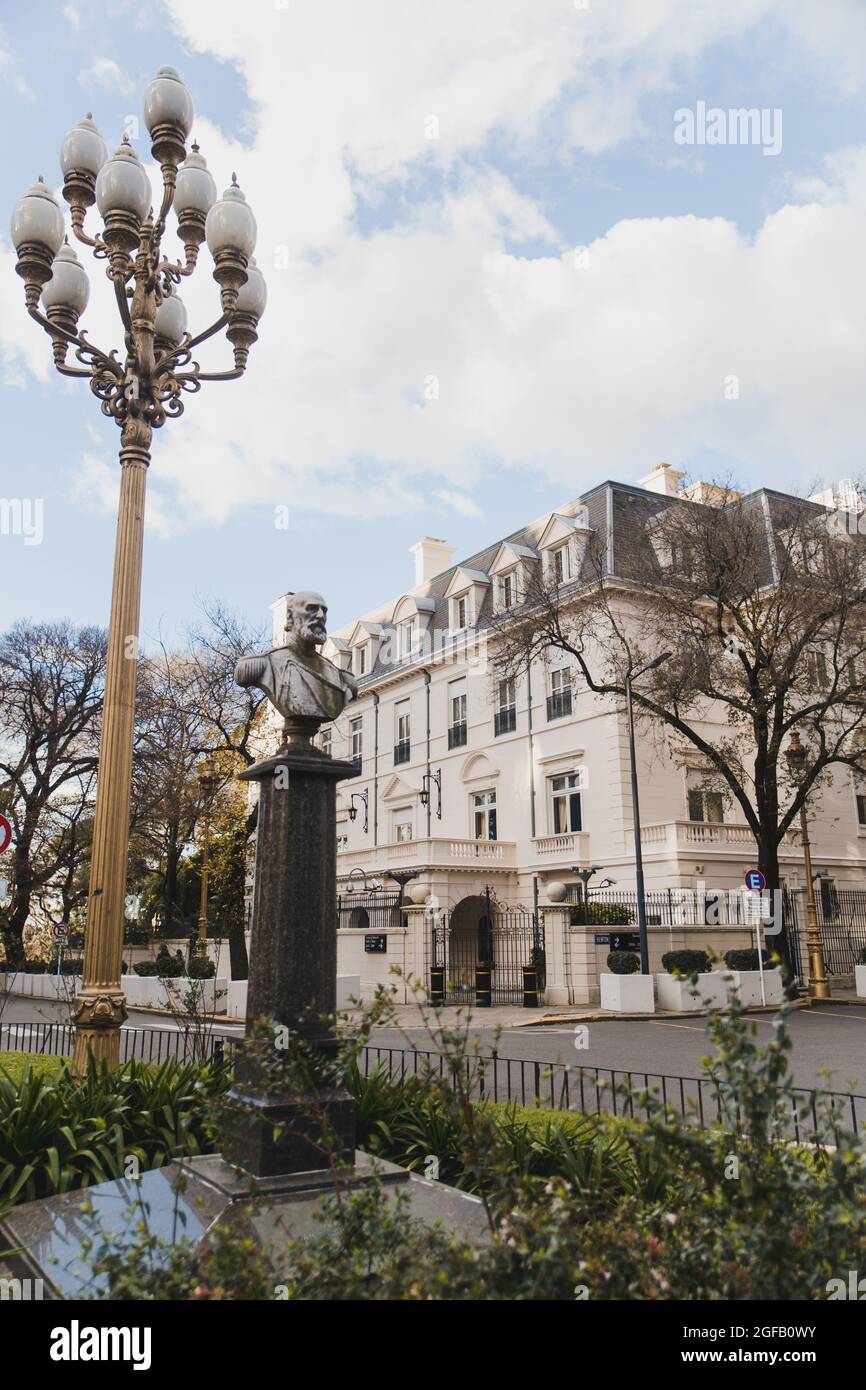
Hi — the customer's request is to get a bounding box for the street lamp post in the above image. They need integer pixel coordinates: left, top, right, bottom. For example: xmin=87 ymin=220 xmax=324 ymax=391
xmin=785 ymin=732 xmax=830 ymax=1000
xmin=10 ymin=69 xmax=265 ymax=1070
xmin=196 ymin=764 xmax=221 ymax=962
xmin=626 ymin=652 xmax=672 ymax=974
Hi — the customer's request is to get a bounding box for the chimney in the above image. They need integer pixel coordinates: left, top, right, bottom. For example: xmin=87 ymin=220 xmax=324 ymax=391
xmin=409 ymin=536 xmax=455 ymax=586
xmin=638 ymin=462 xmax=685 ymax=497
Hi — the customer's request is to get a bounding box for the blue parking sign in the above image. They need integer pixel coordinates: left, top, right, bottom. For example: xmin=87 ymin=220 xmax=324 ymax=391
xmin=744 ymin=868 xmax=766 ymax=892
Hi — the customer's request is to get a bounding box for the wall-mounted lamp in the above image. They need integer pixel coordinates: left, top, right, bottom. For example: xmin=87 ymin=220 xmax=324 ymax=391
xmin=344 ymin=866 xmax=383 ymax=894
xmin=419 ymin=768 xmax=442 ymax=820
xmin=348 ymin=788 xmax=369 ymax=834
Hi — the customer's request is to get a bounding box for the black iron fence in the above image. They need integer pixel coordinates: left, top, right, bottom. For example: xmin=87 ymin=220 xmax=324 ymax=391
xmin=360 ymin=1044 xmax=866 ymax=1142
xmin=430 ymin=906 xmax=545 ymax=1005
xmin=786 ymin=889 xmax=866 ymax=978
xmin=337 ymin=889 xmax=402 ymax=932
xmin=2 ymin=1023 xmax=863 ymax=1143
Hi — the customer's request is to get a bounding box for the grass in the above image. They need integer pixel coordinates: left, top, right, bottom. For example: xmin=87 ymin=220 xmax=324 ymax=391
xmin=0 ymin=1051 xmax=66 ymax=1085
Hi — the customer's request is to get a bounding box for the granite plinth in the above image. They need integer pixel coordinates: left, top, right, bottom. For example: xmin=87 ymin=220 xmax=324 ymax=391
xmin=0 ymin=1153 xmax=489 ymax=1298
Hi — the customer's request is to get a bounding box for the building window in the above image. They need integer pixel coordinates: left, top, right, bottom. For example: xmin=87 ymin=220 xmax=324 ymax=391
xmin=857 ymin=783 xmax=866 ymax=828
xmin=393 ymin=808 xmax=414 ymax=843
xmin=553 ymin=546 xmax=569 ymax=584
xmin=355 ymin=645 xmax=367 ymax=676
xmin=399 ymin=619 xmax=416 ymax=660
xmin=550 ymin=773 xmax=582 ymax=834
xmin=394 ymin=700 xmax=411 ymax=764
xmin=319 ymin=728 xmax=332 ymax=757
xmin=448 ymin=678 xmax=467 ymax=748
xmin=350 ymin=717 xmax=363 ymax=767
xmin=337 ymin=824 xmax=348 ymax=852
xmin=547 ymin=667 xmax=572 ymax=720
xmin=500 ymin=571 xmax=516 ymax=611
xmin=494 ymin=678 xmax=516 ymax=736
xmin=473 ymin=789 xmax=497 ymax=841
xmin=819 ymin=876 xmax=839 ymax=921
xmin=687 ymin=786 xmax=724 ymax=823
xmin=452 ymin=595 xmax=468 ymax=631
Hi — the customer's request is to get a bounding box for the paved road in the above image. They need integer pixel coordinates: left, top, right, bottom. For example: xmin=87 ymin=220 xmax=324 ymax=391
xmin=3 ymin=995 xmax=865 ymax=1095
xmin=365 ymin=1004 xmax=866 ymax=1095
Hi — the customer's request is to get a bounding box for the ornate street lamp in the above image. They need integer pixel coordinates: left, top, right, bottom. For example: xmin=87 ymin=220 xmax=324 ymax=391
xmin=10 ymin=68 xmax=265 ymax=1071
xmin=195 ymin=762 xmax=221 ymax=962
xmin=419 ymin=768 xmax=442 ymax=820
xmin=785 ymin=732 xmax=830 ymax=999
xmin=348 ymin=788 xmax=369 ymax=833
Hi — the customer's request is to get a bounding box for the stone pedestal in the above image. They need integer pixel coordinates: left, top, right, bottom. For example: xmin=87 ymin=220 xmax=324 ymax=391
xmin=221 ymin=745 xmax=359 ymax=1177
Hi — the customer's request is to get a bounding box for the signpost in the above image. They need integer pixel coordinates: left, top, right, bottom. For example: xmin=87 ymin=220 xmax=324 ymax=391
xmin=53 ymin=923 xmax=69 ymax=977
xmin=744 ymin=869 xmax=767 ymax=1005
xmin=0 ymin=815 xmax=11 ymax=855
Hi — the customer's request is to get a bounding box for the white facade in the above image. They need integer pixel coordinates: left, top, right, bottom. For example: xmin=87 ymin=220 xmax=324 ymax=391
xmin=258 ymin=477 xmax=866 ymax=919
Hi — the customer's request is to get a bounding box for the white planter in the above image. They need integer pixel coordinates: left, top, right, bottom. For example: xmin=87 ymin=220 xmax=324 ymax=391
xmin=655 ymin=972 xmax=728 ymax=1012
xmin=854 ymin=964 xmax=866 ymax=998
xmin=725 ymin=968 xmax=783 ymax=1007
xmin=225 ymin=974 xmax=361 ymax=1021
xmin=121 ymin=975 xmax=228 ymax=1014
xmin=600 ymin=972 xmax=655 ymax=1013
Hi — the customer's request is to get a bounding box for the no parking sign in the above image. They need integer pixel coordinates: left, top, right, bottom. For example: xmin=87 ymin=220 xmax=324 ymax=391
xmin=744 ymin=868 xmax=766 ymax=893
xmin=0 ymin=815 xmax=11 ymax=855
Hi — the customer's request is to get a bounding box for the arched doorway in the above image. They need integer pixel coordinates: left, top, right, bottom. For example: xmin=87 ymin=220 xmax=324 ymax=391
xmin=439 ymin=894 xmax=543 ymax=1004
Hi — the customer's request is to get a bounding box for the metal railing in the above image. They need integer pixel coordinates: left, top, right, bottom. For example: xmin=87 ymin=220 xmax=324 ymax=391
xmin=447 ymin=722 xmax=467 ymax=749
xmin=494 ymin=706 xmax=516 ymax=736
xmin=2 ymin=1022 xmax=862 ymax=1142
xmin=393 ymin=740 xmax=411 ymax=765
xmin=360 ymin=1044 xmax=866 ymax=1141
xmin=546 ymin=690 xmax=572 ymax=720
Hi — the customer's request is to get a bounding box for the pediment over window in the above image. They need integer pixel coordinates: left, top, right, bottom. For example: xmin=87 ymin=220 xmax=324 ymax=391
xmin=322 ymin=636 xmax=352 ymax=671
xmin=443 ymin=567 xmax=491 ymax=599
xmin=381 ymin=774 xmax=419 ymax=802
xmin=537 ymin=511 xmax=593 ymax=585
xmin=489 ymin=541 xmax=537 ymax=576
xmin=460 ymin=751 xmax=499 ymax=784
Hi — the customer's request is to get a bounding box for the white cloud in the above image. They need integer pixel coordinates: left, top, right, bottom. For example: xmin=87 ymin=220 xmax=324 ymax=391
xmin=77 ymin=57 xmax=132 ymax=96
xmin=0 ymin=25 xmax=35 ymax=101
xmin=434 ymin=490 xmax=485 ymax=520
xmin=10 ymin=0 xmax=866 ymax=532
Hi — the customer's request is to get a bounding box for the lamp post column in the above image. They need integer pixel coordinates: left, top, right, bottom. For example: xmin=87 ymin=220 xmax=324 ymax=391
xmin=72 ymin=417 xmax=151 ymax=1072
xmin=798 ymin=802 xmax=830 ymax=1001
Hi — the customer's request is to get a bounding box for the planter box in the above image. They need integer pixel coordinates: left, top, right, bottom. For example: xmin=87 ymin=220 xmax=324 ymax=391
xmin=724 ymin=968 xmax=783 ymax=1007
xmin=854 ymin=964 xmax=866 ymax=999
xmin=1 ymin=972 xmax=81 ymax=1001
xmin=121 ymin=975 xmax=228 ymax=1014
xmin=600 ymin=972 xmax=655 ymax=1013
xmin=655 ymin=972 xmax=728 ymax=1012
xmin=226 ymin=975 xmax=362 ymax=1021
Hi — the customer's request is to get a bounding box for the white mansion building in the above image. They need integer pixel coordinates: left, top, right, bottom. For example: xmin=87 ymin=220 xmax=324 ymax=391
xmin=252 ymin=466 xmax=866 ymax=1003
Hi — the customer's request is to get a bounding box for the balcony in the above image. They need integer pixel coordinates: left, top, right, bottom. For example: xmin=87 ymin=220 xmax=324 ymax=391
xmin=530 ymin=831 xmax=590 ymax=863
xmin=337 ymin=836 xmax=517 ymax=871
xmin=640 ymin=821 xmax=800 ymax=854
xmin=448 ymin=722 xmax=468 ymax=749
xmin=546 ymin=690 xmax=572 ymax=721
xmin=393 ymin=740 xmax=411 ymax=765
xmin=349 ymin=754 xmax=362 ymax=773
xmin=494 ymin=706 xmax=516 ymax=736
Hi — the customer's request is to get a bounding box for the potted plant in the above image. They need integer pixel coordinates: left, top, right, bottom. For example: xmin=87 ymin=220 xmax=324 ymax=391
xmin=722 ymin=948 xmax=783 ymax=1006
xmin=855 ymin=946 xmax=866 ymax=1000
xmin=599 ymin=949 xmax=655 ymax=1013
xmin=655 ymin=948 xmax=727 ymax=1012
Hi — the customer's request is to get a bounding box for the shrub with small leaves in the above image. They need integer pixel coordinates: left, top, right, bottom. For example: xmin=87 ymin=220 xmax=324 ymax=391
xmin=607 ymin=950 xmax=640 ymax=975
xmin=724 ymin=948 xmax=772 ymax=971
xmin=661 ymin=949 xmax=710 ymax=975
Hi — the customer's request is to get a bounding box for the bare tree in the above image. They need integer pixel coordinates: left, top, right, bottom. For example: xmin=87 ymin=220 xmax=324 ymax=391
xmin=0 ymin=621 xmax=106 ymax=965
xmin=494 ymin=486 xmax=866 ymax=972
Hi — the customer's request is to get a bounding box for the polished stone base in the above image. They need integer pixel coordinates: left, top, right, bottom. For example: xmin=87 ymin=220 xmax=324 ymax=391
xmin=220 ymin=1084 xmax=357 ymax=1177
xmin=0 ymin=1152 xmax=489 ymax=1299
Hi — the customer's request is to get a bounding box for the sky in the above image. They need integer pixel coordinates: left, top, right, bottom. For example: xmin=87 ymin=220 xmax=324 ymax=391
xmin=3 ymin=0 xmax=866 ymax=645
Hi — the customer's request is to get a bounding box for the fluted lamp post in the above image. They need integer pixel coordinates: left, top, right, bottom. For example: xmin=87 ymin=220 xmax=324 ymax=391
xmin=10 ymin=68 xmax=266 ymax=1071
xmin=196 ymin=763 xmax=221 ymax=962
xmin=785 ymin=732 xmax=830 ymax=1000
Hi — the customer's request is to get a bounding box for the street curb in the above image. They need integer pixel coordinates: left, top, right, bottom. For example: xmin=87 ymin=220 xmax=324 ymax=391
xmin=512 ymin=998 xmax=812 ymax=1028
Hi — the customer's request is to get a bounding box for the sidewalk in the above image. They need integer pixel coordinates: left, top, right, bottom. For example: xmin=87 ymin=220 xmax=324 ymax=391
xmin=345 ymin=996 xmax=828 ymax=1032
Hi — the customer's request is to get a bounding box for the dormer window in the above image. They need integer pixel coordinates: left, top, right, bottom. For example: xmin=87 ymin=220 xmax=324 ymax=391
xmin=456 ymin=596 xmax=467 ymax=630
xmin=537 ymin=512 xmax=591 ymax=589
xmin=501 ymin=571 xmax=516 ymax=610
xmin=355 ymin=644 xmax=368 ymax=676
xmin=399 ymin=618 xmax=416 ymax=659
xmin=443 ymin=567 xmax=490 ymax=635
xmin=553 ymin=546 xmax=569 ymax=584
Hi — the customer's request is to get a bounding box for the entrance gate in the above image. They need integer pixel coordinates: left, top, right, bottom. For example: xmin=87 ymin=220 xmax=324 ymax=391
xmin=430 ymin=898 xmax=546 ymax=1006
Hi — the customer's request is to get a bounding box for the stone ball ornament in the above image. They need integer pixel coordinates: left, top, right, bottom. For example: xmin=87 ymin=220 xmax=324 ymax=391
xmin=546 ymin=880 xmax=568 ymax=903
xmin=407 ymin=881 xmax=431 ymax=907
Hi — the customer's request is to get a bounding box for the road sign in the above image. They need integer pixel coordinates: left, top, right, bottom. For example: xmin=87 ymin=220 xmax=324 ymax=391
xmin=0 ymin=815 xmax=11 ymax=854
xmin=744 ymin=868 xmax=766 ymax=893
xmin=53 ymin=924 xmax=70 ymax=941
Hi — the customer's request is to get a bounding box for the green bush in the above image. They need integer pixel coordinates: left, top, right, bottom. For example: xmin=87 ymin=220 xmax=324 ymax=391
xmin=0 ymin=1055 xmax=229 ymax=1211
xmin=724 ymin=948 xmax=772 ymax=972
xmin=133 ymin=961 xmax=158 ymax=977
xmin=571 ymin=901 xmax=635 ymax=926
xmin=661 ymin=949 xmax=710 ymax=975
xmin=607 ymin=949 xmax=640 ymax=975
xmin=155 ymin=948 xmax=185 ymax=978
xmin=187 ymin=956 xmax=216 ymax=980
xmin=22 ymin=959 xmax=47 ymax=974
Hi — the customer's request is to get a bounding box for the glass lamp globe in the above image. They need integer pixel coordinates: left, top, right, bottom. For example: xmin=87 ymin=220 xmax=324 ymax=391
xmin=10 ymin=177 xmax=65 ymax=257
xmin=60 ymin=114 xmax=107 ymax=180
xmin=235 ymin=257 xmax=267 ymax=319
xmin=175 ymin=143 xmax=217 ymax=216
xmin=154 ymin=290 xmax=188 ymax=345
xmin=42 ymin=242 xmax=90 ymax=315
xmin=143 ymin=66 xmax=194 ymax=139
xmin=205 ymin=177 xmax=257 ymax=259
xmin=95 ymin=138 xmax=151 ymax=221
